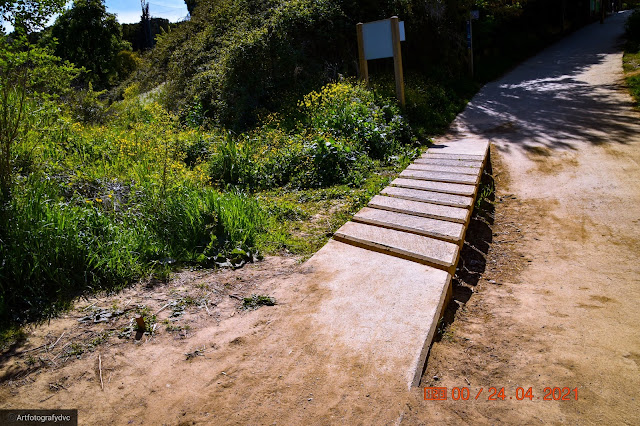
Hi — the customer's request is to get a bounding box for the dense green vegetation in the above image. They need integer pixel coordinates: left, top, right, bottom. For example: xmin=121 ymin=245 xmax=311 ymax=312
xmin=624 ymin=8 xmax=640 ymax=107
xmin=0 ymin=75 xmax=417 ymax=325
xmin=130 ymin=0 xmax=606 ymax=131
xmin=48 ymin=0 xmax=131 ymax=87
xmin=0 ymin=0 xmax=615 ymax=330
xmin=121 ymin=17 xmax=170 ymax=51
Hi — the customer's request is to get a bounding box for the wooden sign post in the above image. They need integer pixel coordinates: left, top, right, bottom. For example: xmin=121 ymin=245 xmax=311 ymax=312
xmin=356 ymin=23 xmax=369 ymax=84
xmin=390 ymin=17 xmax=405 ymax=107
xmin=356 ymin=17 xmax=406 ymax=107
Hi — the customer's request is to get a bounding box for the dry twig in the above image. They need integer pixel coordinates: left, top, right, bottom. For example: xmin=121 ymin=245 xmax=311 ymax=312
xmin=155 ymin=302 xmax=172 ymax=316
xmin=82 ymin=301 xmax=99 ymax=311
xmin=49 ymin=332 xmax=65 ymax=351
xmin=98 ymin=355 xmax=104 ymax=391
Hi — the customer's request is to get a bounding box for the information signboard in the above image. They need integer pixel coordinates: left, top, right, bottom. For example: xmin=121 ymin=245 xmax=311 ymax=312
xmin=361 ymin=19 xmax=405 ymax=61
xmin=356 ymin=17 xmax=406 ymax=106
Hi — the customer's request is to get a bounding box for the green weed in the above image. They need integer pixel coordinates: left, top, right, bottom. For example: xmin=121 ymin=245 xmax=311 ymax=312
xmin=134 ymin=306 xmax=157 ymax=333
xmin=0 ymin=326 xmax=28 ymax=351
xmin=242 ymin=295 xmax=277 ymax=310
xmin=87 ymin=331 xmax=112 ymax=350
xmin=476 ymin=181 xmax=495 ymax=208
xmin=164 ymin=320 xmax=191 ymax=334
xmin=66 ymin=343 xmax=85 ymax=358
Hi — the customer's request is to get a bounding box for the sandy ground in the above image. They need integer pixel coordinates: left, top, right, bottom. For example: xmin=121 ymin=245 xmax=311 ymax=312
xmin=2 ymin=11 xmax=640 ymax=426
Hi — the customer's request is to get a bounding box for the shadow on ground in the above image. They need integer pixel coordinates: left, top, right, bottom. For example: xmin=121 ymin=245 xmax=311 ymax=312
xmin=434 ymin=157 xmax=495 ymax=343
xmin=456 ymin=12 xmax=639 ymax=153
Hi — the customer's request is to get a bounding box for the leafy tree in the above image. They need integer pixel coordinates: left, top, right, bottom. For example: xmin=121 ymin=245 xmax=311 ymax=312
xmin=0 ymin=0 xmax=77 ymax=201
xmin=184 ymin=0 xmax=197 ymax=16
xmin=1 ymin=0 xmax=66 ymax=34
xmin=49 ymin=0 xmax=130 ymax=88
xmin=141 ymin=0 xmax=152 ymax=49
xmin=122 ymin=18 xmax=170 ymax=51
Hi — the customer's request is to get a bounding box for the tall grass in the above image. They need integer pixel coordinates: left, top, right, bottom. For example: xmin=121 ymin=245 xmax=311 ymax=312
xmin=0 ymin=174 xmax=266 ymax=325
xmin=0 ymin=80 xmax=417 ymax=327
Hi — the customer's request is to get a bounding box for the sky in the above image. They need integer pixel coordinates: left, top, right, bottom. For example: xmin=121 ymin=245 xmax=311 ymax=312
xmin=1 ymin=0 xmax=189 ymax=32
xmin=106 ymin=0 xmax=189 ymax=24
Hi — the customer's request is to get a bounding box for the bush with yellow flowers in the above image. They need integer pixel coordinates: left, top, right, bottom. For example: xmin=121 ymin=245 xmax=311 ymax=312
xmin=208 ymin=81 xmax=416 ymax=191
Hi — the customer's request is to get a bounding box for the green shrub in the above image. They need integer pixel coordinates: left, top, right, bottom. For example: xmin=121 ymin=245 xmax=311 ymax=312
xmin=209 ymin=133 xmax=258 ymax=188
xmin=0 ymin=79 xmax=415 ymax=327
xmin=401 ymin=74 xmax=478 ymax=136
xmin=65 ymin=83 xmax=109 ymax=124
xmin=627 ymin=73 xmax=640 ymax=104
xmin=298 ymin=82 xmax=415 ymax=159
xmin=206 ymin=81 xmax=411 ymax=191
xmin=115 ymin=49 xmax=141 ymax=81
xmin=0 ymin=175 xmax=143 ymax=323
xmin=139 ymin=0 xmax=352 ymax=130
xmin=626 ymin=8 xmax=640 ymax=49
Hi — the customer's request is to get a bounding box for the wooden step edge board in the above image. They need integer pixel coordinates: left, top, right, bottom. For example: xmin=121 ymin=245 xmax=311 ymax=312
xmin=333 ymin=221 xmax=458 ymax=273
xmin=410 ymin=272 xmax=452 ymax=388
xmin=406 ymin=163 xmax=482 ymax=176
xmin=391 ymin=178 xmax=478 ymax=198
xmin=422 ymin=152 xmax=485 ymax=161
xmin=380 ymin=186 xmax=473 ymax=209
xmin=368 ymin=195 xmax=470 ymax=224
xmin=400 ymin=169 xmax=480 ymax=185
xmin=421 ymin=151 xmax=488 ymax=171
xmin=425 ymin=140 xmax=490 ymax=159
xmin=353 ymin=207 xmax=465 ymax=244
xmin=414 ymin=158 xmax=484 ymax=168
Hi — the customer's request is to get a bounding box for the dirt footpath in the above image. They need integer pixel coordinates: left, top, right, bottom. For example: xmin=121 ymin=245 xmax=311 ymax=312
xmin=410 ymin=11 xmax=640 ymax=425
xmin=1 ymin=11 xmax=639 ymax=426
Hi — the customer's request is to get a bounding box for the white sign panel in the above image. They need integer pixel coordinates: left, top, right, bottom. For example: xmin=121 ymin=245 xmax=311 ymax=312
xmin=362 ymin=19 xmax=405 ymax=61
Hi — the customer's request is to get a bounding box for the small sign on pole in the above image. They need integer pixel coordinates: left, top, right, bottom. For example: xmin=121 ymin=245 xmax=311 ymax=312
xmin=356 ymin=17 xmax=406 ymax=107
xmin=467 ymin=10 xmax=479 ymax=77
xmin=467 ymin=15 xmax=473 ymax=78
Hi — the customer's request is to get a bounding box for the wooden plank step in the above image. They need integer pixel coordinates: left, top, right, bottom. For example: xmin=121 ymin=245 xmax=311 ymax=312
xmin=333 ymin=221 xmax=459 ymax=273
xmin=380 ymin=186 xmax=473 ymax=209
xmin=421 ymin=152 xmax=484 ymax=161
xmin=391 ymin=178 xmax=477 ymax=197
xmin=399 ymin=169 xmax=480 ymax=185
xmin=353 ymin=207 xmax=465 ymax=244
xmin=427 ymin=139 xmax=490 ymax=158
xmin=368 ymin=195 xmax=470 ymax=224
xmin=406 ymin=163 xmax=481 ymax=176
xmin=414 ymin=158 xmax=484 ymax=168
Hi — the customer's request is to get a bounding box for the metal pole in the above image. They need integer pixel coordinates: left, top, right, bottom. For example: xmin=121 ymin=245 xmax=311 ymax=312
xmin=467 ymin=19 xmax=474 ymax=77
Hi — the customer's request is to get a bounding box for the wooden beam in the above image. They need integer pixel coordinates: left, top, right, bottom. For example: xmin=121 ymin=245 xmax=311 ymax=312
xmin=356 ymin=23 xmax=369 ymax=84
xmin=390 ymin=16 xmax=405 ymax=107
